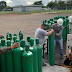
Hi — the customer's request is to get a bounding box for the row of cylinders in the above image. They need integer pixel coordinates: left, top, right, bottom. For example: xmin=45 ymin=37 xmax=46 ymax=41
xmin=0 ymin=35 xmax=42 ymax=72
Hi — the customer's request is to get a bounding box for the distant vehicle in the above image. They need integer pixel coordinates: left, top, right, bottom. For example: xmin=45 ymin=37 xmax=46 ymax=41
xmin=42 ymin=8 xmax=48 ymax=10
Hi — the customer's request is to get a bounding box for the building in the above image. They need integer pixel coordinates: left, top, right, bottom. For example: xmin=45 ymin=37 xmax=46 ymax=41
xmin=13 ymin=5 xmax=42 ymax=12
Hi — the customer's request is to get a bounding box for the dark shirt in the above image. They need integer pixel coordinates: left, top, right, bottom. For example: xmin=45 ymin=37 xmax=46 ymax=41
xmin=52 ymin=23 xmax=63 ymax=39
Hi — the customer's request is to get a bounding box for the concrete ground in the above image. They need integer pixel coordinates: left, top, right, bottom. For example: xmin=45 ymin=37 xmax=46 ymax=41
xmin=0 ymin=12 xmax=72 ymax=71
xmin=42 ymin=63 xmax=69 ymax=72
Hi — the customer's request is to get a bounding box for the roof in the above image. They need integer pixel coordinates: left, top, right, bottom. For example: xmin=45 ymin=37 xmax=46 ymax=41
xmin=13 ymin=5 xmax=43 ymax=8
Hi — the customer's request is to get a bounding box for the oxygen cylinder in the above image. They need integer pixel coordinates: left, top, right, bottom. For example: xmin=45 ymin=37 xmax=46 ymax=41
xmin=5 ymin=40 xmax=13 ymax=72
xmin=66 ymin=18 xmax=69 ymax=25
xmin=45 ymin=20 xmax=47 ymax=24
xmin=50 ymin=21 xmax=54 ymax=25
xmin=48 ymin=20 xmax=50 ymax=24
xmin=58 ymin=15 xmax=62 ymax=18
xmin=12 ymin=36 xmax=17 ymax=45
xmin=19 ymin=31 xmax=23 ymax=41
xmin=43 ymin=20 xmax=45 ymax=24
xmin=27 ymin=36 xmax=31 ymax=46
xmin=48 ymin=32 xmax=55 ymax=65
xmin=62 ymin=16 xmax=65 ymax=19
xmin=66 ymin=18 xmax=69 ymax=38
xmin=54 ymin=20 xmax=57 ymax=23
xmin=54 ymin=17 xmax=58 ymax=20
xmin=20 ymin=39 xmax=25 ymax=49
xmin=1 ymin=38 xmax=5 ymax=46
xmin=66 ymin=15 xmax=68 ymax=18
xmin=35 ymin=38 xmax=42 ymax=72
xmin=15 ymin=39 xmax=20 ymax=43
xmin=45 ymin=24 xmax=48 ymax=30
xmin=29 ymin=38 xmax=38 ymax=72
xmin=22 ymin=44 xmax=33 ymax=72
xmin=62 ymin=20 xmax=66 ymax=42
xmin=6 ymin=32 xmax=9 ymax=40
xmin=13 ymin=33 xmax=17 ymax=36
xmin=0 ymin=39 xmax=6 ymax=72
xmin=13 ymin=40 xmax=23 ymax=72
xmin=1 ymin=36 xmax=4 ymax=39
xmin=50 ymin=18 xmax=53 ymax=21
xmin=6 ymin=33 xmax=12 ymax=40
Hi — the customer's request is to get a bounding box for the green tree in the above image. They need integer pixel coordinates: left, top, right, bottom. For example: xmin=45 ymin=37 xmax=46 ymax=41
xmin=46 ymin=1 xmax=58 ymax=8
xmin=58 ymin=1 xmax=66 ymax=7
xmin=4 ymin=6 xmax=13 ymax=10
xmin=33 ymin=1 xmax=43 ymax=5
xmin=0 ymin=1 xmax=7 ymax=10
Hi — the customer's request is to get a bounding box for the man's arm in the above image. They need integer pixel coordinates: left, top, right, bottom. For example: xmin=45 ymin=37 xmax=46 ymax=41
xmin=0 ymin=42 xmax=19 ymax=54
xmin=47 ymin=29 xmax=54 ymax=36
xmin=0 ymin=47 xmax=12 ymax=54
xmin=0 ymin=34 xmax=3 ymax=37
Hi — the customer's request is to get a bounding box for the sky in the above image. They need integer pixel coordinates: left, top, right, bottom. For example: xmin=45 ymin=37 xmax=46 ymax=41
xmin=0 ymin=0 xmax=65 ymax=7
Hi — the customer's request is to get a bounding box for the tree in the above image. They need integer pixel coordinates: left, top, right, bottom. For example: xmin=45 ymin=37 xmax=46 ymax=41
xmin=58 ymin=1 xmax=66 ymax=7
xmin=0 ymin=1 xmax=7 ymax=10
xmin=4 ymin=6 xmax=13 ymax=11
xmin=46 ymin=1 xmax=58 ymax=8
xmin=33 ymin=1 xmax=43 ymax=5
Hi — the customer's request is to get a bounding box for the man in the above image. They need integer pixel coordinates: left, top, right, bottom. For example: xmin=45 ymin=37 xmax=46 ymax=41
xmin=35 ymin=24 xmax=54 ymax=66
xmin=52 ymin=18 xmax=63 ymax=59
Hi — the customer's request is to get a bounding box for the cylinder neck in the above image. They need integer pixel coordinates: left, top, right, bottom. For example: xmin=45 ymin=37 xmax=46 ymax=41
xmin=20 ymin=39 xmax=25 ymax=47
xmin=1 ymin=39 xmax=5 ymax=46
xmin=30 ymin=38 xmax=34 ymax=46
xmin=7 ymin=40 xmax=11 ymax=47
xmin=13 ymin=36 xmax=17 ymax=42
xmin=35 ymin=38 xmax=39 ymax=45
xmin=27 ymin=36 xmax=31 ymax=42
xmin=25 ymin=44 xmax=29 ymax=51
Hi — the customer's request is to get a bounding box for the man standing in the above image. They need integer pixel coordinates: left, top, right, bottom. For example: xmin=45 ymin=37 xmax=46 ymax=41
xmin=52 ymin=18 xmax=63 ymax=59
xmin=35 ymin=24 xmax=54 ymax=66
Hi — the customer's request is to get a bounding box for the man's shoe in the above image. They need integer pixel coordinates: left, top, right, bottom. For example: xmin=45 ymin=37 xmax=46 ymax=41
xmin=60 ymin=55 xmax=63 ymax=59
xmin=43 ymin=63 xmax=47 ymax=66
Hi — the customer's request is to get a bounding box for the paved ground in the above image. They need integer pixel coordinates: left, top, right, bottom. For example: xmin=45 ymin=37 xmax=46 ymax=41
xmin=0 ymin=12 xmax=72 ymax=72
xmin=42 ymin=63 xmax=69 ymax=72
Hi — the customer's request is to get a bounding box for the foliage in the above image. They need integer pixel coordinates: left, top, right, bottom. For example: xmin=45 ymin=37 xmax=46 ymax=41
xmin=0 ymin=1 xmax=7 ymax=10
xmin=33 ymin=1 xmax=43 ymax=5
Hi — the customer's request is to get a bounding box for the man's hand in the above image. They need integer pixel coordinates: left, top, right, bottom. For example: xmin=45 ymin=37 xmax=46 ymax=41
xmin=53 ymin=33 xmax=55 ymax=37
xmin=51 ymin=29 xmax=54 ymax=32
xmin=0 ymin=34 xmax=4 ymax=37
xmin=11 ymin=42 xmax=20 ymax=49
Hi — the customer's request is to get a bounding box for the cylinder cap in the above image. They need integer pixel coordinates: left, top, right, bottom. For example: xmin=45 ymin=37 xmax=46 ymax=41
xmin=1 ymin=39 xmax=5 ymax=46
xmin=13 ymin=36 xmax=17 ymax=42
xmin=27 ymin=36 xmax=31 ymax=42
xmin=25 ymin=44 xmax=29 ymax=51
xmin=35 ymin=38 xmax=39 ymax=45
xmin=20 ymin=39 xmax=25 ymax=47
xmin=30 ymin=38 xmax=34 ymax=46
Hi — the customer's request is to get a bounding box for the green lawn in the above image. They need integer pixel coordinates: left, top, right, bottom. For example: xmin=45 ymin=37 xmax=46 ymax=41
xmin=55 ymin=10 xmax=72 ymax=13
xmin=0 ymin=10 xmax=72 ymax=15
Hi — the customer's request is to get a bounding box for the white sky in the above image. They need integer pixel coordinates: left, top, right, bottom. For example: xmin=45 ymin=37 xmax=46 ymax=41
xmin=0 ymin=0 xmax=65 ymax=7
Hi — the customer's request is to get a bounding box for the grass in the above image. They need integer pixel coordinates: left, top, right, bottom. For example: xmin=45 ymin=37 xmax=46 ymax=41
xmin=0 ymin=10 xmax=72 ymax=15
xmin=54 ymin=10 xmax=72 ymax=13
xmin=0 ymin=11 xmax=31 ymax=14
